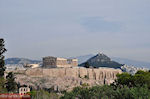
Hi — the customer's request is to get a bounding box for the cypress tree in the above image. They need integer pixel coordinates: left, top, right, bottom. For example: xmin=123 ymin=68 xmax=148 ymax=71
xmin=0 ymin=38 xmax=7 ymax=93
xmin=0 ymin=38 xmax=7 ymax=77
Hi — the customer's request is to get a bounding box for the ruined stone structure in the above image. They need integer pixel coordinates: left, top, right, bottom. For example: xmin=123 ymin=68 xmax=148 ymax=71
xmin=43 ymin=56 xmax=78 ymax=68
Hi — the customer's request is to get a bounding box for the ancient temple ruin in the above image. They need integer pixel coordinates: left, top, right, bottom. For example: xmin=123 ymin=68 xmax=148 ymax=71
xmin=43 ymin=56 xmax=78 ymax=68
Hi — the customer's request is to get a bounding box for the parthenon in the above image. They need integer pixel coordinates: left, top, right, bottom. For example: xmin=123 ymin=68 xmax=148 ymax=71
xmin=43 ymin=56 xmax=78 ymax=68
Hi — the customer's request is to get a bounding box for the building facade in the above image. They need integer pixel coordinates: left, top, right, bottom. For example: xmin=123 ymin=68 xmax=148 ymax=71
xmin=43 ymin=56 xmax=78 ymax=68
xmin=19 ymin=87 xmax=30 ymax=95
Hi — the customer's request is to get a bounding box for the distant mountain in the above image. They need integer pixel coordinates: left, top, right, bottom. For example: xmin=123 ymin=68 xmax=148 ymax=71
xmin=74 ymin=54 xmax=150 ymax=69
xmin=6 ymin=55 xmax=150 ymax=69
xmin=5 ymin=58 xmax=41 ymax=65
xmin=111 ymin=57 xmax=150 ymax=69
xmin=70 ymin=54 xmax=94 ymax=64
xmin=79 ymin=53 xmax=123 ymax=69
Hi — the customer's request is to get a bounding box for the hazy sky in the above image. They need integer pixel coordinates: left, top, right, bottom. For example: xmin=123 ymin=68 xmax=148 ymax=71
xmin=0 ymin=0 xmax=150 ymax=62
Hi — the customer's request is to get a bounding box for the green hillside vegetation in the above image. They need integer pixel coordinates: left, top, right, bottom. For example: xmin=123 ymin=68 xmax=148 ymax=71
xmin=29 ymin=90 xmax=59 ymax=99
xmin=61 ymin=70 xmax=150 ymax=99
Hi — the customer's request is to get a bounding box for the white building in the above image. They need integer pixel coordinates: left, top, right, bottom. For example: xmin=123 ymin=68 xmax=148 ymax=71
xmin=19 ymin=87 xmax=30 ymax=95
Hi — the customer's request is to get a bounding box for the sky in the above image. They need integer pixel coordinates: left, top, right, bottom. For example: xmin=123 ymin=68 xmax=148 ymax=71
xmin=0 ymin=0 xmax=150 ymax=62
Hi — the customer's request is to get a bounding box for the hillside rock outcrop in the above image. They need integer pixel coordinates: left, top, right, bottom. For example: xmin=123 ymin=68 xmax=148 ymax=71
xmin=15 ymin=67 xmax=122 ymax=91
xmin=25 ymin=67 xmax=121 ymax=83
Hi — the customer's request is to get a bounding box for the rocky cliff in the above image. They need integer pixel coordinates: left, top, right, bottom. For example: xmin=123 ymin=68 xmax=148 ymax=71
xmin=14 ymin=67 xmax=122 ymax=91
xmin=25 ymin=67 xmax=121 ymax=80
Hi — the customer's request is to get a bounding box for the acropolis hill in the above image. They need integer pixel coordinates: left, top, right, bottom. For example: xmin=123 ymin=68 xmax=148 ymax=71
xmin=12 ymin=56 xmax=122 ymax=91
xmin=13 ymin=67 xmax=121 ymax=91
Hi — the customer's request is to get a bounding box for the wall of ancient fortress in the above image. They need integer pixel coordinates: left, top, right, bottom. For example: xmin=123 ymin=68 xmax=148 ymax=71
xmin=25 ymin=67 xmax=122 ymax=84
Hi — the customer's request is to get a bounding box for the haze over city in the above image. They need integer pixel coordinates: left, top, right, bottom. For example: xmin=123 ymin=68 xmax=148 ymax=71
xmin=0 ymin=0 xmax=150 ymax=62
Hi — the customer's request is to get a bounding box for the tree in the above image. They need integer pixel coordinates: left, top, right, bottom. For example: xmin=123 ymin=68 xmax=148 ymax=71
xmin=61 ymin=85 xmax=150 ymax=99
xmin=0 ymin=77 xmax=7 ymax=93
xmin=6 ymin=72 xmax=17 ymax=92
xmin=84 ymin=62 xmax=90 ymax=68
xmin=0 ymin=38 xmax=7 ymax=93
xmin=0 ymin=38 xmax=7 ymax=77
xmin=115 ymin=73 xmax=133 ymax=87
xmin=29 ymin=90 xmax=59 ymax=99
xmin=112 ymin=70 xmax=150 ymax=89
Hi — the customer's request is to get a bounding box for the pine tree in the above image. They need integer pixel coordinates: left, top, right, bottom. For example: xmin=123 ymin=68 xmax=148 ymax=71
xmin=6 ymin=72 xmax=17 ymax=92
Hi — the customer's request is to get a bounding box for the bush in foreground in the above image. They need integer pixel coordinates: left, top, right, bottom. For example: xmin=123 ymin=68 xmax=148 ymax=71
xmin=29 ymin=90 xmax=59 ymax=99
xmin=61 ymin=85 xmax=150 ymax=99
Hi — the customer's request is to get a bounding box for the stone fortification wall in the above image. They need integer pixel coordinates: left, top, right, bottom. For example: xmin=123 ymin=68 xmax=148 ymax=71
xmin=25 ymin=67 xmax=122 ymax=84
